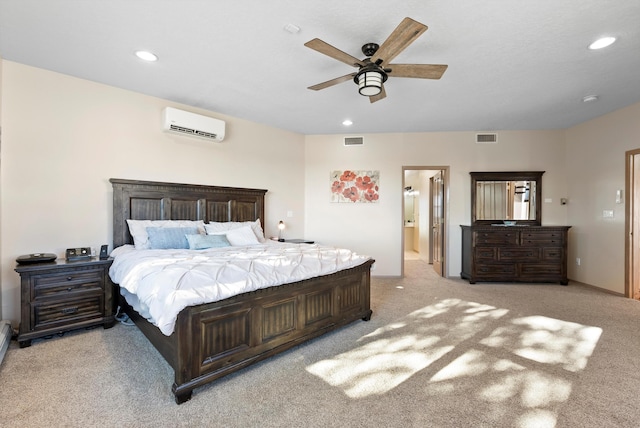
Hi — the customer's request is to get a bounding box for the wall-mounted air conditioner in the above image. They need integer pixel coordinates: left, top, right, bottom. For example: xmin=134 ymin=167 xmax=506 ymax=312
xmin=162 ymin=107 xmax=226 ymax=142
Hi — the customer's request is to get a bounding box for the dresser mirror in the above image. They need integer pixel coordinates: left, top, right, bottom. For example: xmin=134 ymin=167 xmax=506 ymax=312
xmin=470 ymin=171 xmax=544 ymax=226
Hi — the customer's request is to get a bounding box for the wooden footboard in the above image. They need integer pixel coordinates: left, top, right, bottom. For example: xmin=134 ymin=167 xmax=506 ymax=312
xmin=123 ymin=259 xmax=374 ymax=404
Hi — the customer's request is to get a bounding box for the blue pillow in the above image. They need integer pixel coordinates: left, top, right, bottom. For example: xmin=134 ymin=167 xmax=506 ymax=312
xmin=146 ymin=227 xmax=199 ymax=249
xmin=186 ymin=234 xmax=231 ymax=250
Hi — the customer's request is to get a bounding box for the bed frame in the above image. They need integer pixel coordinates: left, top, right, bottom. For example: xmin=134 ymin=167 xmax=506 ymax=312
xmin=110 ymin=178 xmax=374 ymax=404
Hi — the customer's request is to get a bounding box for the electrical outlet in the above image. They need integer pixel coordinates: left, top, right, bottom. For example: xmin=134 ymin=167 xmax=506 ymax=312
xmin=576 ymin=258 xmax=581 ymax=266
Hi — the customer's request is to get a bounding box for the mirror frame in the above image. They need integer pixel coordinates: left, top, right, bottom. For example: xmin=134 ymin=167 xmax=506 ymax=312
xmin=470 ymin=171 xmax=544 ymax=226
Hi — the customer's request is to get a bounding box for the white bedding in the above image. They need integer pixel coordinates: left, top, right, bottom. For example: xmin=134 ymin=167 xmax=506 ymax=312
xmin=109 ymin=241 xmax=372 ymax=336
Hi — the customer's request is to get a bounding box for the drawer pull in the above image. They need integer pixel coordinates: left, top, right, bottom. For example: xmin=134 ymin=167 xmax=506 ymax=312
xmin=66 ymin=287 xmax=73 ymax=292
xmin=61 ymin=307 xmax=78 ymax=315
xmin=67 ymin=276 xmax=73 ymax=281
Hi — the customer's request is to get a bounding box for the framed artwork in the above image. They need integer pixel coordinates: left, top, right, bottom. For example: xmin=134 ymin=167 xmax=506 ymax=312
xmin=330 ymin=170 xmax=380 ymax=203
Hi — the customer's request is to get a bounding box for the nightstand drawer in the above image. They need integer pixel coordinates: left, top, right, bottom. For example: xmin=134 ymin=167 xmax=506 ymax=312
xmin=33 ymin=269 xmax=103 ymax=299
xmin=33 ymin=295 xmax=103 ymax=329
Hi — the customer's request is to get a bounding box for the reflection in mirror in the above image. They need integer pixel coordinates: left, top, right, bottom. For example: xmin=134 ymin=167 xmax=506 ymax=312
xmin=470 ymin=171 xmax=544 ymax=226
xmin=404 ymin=187 xmax=416 ymax=225
xmin=476 ymin=180 xmax=537 ymax=220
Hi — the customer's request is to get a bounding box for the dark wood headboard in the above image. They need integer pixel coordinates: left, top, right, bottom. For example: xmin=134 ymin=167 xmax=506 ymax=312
xmin=110 ymin=178 xmax=267 ymax=248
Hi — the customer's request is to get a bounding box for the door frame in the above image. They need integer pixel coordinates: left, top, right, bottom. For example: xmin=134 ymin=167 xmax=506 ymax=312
xmin=401 ymin=166 xmax=450 ymax=278
xmin=625 ymin=148 xmax=640 ymax=299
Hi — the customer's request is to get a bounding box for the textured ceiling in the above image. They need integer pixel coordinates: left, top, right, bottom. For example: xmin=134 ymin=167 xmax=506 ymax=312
xmin=1 ymin=0 xmax=639 ymax=135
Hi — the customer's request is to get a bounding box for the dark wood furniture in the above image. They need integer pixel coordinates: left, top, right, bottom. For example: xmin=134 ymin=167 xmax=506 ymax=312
xmin=110 ymin=178 xmax=374 ymax=404
xmin=461 ymin=225 xmax=571 ymax=284
xmin=15 ymin=258 xmax=115 ymax=348
xmin=283 ymin=239 xmax=315 ymax=244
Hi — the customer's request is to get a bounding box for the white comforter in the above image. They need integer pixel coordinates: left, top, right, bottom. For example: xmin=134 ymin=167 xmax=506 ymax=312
xmin=109 ymin=242 xmax=372 ymax=336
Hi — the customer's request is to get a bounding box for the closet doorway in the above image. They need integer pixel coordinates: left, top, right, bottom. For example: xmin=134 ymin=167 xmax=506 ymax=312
xmin=402 ymin=166 xmax=449 ymax=278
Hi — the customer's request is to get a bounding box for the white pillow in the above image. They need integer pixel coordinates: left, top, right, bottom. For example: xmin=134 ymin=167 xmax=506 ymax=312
xmin=126 ymin=219 xmax=205 ymax=250
xmin=224 ymin=226 xmax=261 ymax=246
xmin=204 ymin=219 xmax=265 ymax=242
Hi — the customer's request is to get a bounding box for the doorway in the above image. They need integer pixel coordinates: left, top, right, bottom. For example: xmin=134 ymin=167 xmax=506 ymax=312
xmin=625 ymin=149 xmax=640 ymax=300
xmin=402 ymin=166 xmax=449 ymax=278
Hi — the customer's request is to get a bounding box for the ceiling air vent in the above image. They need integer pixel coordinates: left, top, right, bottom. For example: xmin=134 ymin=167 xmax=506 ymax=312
xmin=344 ymin=136 xmax=364 ymax=146
xmin=476 ymin=133 xmax=498 ymax=143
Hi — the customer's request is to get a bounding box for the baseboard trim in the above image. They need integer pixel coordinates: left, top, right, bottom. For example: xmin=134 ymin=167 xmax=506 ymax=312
xmin=0 ymin=320 xmax=12 ymax=366
xmin=568 ymin=280 xmax=625 ymax=297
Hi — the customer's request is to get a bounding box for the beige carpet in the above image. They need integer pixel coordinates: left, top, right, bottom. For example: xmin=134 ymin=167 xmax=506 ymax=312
xmin=1 ymin=260 xmax=639 ymax=428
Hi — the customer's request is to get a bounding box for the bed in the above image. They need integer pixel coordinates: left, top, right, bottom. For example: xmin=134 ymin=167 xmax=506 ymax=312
xmin=109 ymin=178 xmax=374 ymax=404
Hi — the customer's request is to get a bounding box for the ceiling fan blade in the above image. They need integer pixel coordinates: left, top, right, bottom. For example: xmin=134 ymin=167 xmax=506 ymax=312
xmin=308 ymin=73 xmax=356 ymax=91
xmin=369 ymin=85 xmax=387 ymax=103
xmin=387 ymin=63 xmax=448 ymax=79
xmin=371 ymin=17 xmax=427 ymax=66
xmin=304 ymin=38 xmax=365 ymax=68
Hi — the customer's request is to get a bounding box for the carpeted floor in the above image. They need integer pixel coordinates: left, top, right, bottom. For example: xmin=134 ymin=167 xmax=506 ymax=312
xmin=1 ymin=260 xmax=639 ymax=428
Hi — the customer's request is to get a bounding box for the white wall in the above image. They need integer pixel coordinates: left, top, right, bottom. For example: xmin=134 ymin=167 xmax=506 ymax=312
xmin=0 ymin=61 xmax=306 ymax=326
xmin=305 ymin=131 xmax=569 ymax=277
xmin=565 ymin=102 xmax=640 ymax=293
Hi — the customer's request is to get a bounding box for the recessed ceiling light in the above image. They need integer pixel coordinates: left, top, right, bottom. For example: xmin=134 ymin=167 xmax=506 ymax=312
xmin=588 ymin=37 xmax=616 ymax=50
xmin=582 ymin=95 xmax=599 ymax=103
xmin=342 ymin=119 xmax=353 ymax=126
xmin=135 ymin=50 xmax=158 ymax=61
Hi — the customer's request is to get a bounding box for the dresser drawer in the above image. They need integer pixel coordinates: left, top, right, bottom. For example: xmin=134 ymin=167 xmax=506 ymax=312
xmin=520 ymin=231 xmax=564 ymax=246
xmin=475 ymin=263 xmax=517 ymax=277
xmin=542 ymin=248 xmax=564 ymax=261
xmin=520 ymin=263 xmax=563 ymax=276
xmin=497 ymin=247 xmax=541 ymax=261
xmin=33 ymin=269 xmax=103 ymax=299
xmin=474 ymin=230 xmax=519 ymax=245
xmin=475 ymin=247 xmax=497 ymax=260
xmin=32 ymin=295 xmax=103 ymax=330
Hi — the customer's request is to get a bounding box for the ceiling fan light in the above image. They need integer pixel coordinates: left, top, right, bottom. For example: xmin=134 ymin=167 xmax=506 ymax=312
xmin=357 ymin=71 xmax=383 ymax=96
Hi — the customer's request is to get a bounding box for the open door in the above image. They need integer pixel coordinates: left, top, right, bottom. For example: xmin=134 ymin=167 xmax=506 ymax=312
xmin=431 ymin=171 xmax=445 ymax=276
xmin=402 ymin=166 xmax=448 ymax=278
xmin=625 ymin=149 xmax=640 ymax=300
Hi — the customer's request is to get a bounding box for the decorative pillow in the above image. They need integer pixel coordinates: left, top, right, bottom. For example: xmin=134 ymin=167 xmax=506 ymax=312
xmin=146 ymin=227 xmax=199 ymax=250
xmin=127 ymin=220 xmax=205 ymax=250
xmin=185 ymin=234 xmax=231 ymax=250
xmin=224 ymin=225 xmax=261 ymax=246
xmin=204 ymin=219 xmax=265 ymax=242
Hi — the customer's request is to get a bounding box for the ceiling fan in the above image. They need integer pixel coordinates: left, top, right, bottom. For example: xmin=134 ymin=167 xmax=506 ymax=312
xmin=304 ymin=17 xmax=448 ymax=103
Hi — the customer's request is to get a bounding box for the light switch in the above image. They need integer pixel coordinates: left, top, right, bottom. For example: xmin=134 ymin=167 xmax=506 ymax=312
xmin=603 ymin=210 xmax=614 ymax=218
xmin=286 ymin=211 xmax=293 ymax=218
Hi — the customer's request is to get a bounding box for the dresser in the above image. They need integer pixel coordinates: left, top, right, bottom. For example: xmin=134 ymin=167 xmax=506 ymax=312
xmin=15 ymin=258 xmax=116 ymax=347
xmin=460 ymin=225 xmax=571 ymax=284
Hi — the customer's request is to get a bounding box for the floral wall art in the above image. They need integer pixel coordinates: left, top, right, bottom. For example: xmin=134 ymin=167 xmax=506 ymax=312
xmin=330 ymin=170 xmax=380 ymax=203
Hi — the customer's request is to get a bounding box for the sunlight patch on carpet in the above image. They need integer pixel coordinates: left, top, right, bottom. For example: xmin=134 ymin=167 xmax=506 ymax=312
xmin=307 ymin=299 xmax=509 ymax=398
xmin=480 ymin=316 xmax=602 ymax=372
xmin=306 ymin=335 xmax=454 ymax=398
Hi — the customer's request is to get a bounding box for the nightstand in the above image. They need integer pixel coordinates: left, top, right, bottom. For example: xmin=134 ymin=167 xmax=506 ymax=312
xmin=15 ymin=258 xmax=116 ymax=348
xmin=283 ymin=239 xmax=315 ymax=244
